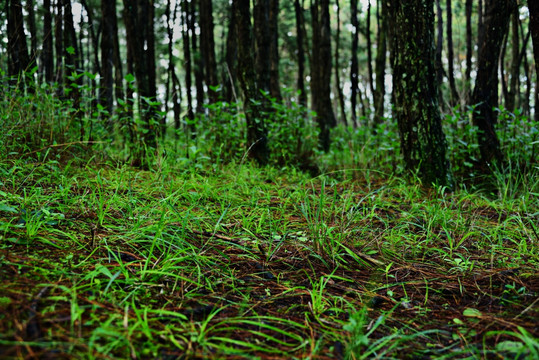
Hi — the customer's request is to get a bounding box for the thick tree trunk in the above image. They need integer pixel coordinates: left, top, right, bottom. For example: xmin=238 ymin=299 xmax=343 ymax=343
xmin=471 ymin=0 xmax=515 ymax=168
xmin=234 ymin=0 xmax=269 ymax=165
xmin=389 ymin=0 xmax=453 ymax=188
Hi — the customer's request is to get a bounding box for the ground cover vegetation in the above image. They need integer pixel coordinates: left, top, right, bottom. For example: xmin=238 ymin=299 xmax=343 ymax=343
xmin=1 ymin=0 xmax=539 ymax=359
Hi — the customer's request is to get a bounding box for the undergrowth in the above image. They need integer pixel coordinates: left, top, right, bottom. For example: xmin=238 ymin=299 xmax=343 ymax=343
xmin=0 ymin=77 xmax=538 ymax=359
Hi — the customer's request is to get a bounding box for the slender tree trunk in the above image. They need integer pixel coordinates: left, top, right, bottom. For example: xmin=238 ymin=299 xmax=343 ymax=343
xmin=41 ymin=0 xmax=54 ymax=84
xmin=234 ymin=0 xmax=269 ymax=165
xmin=54 ymin=0 xmax=64 ymax=88
xmin=389 ymin=0 xmax=453 ymax=188
xmin=507 ymin=8 xmax=520 ymax=112
xmin=373 ymin=0 xmax=387 ymax=125
xmin=25 ymin=0 xmax=37 ymax=82
xmin=435 ymin=0 xmax=443 ymax=87
xmin=7 ymin=0 xmax=31 ymax=89
xmin=465 ymin=0 xmax=473 ymax=102
xmin=366 ymin=1 xmax=374 ymax=103
xmin=224 ymin=1 xmax=238 ymax=103
xmin=471 ymin=0 xmax=515 ymax=168
xmin=182 ymin=0 xmax=195 ymax=124
xmin=526 ymin=0 xmax=539 ymax=122
xmin=295 ymin=0 xmax=307 ymax=106
xmin=123 ymin=0 xmax=158 ymax=152
xmin=311 ymin=0 xmax=336 ymax=152
xmin=334 ymin=0 xmax=347 ymax=126
xmin=269 ymin=0 xmax=281 ymax=101
xmin=100 ymin=0 xmax=115 ymax=117
xmin=200 ymin=0 xmax=218 ymax=103
xmin=192 ymin=0 xmax=205 ymax=113
xmin=350 ymin=0 xmax=359 ymax=127
xmin=446 ymin=0 xmax=458 ymax=106
xmin=254 ymin=0 xmax=272 ymax=97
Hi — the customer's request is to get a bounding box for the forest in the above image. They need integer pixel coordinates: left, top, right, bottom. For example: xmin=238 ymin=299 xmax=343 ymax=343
xmin=0 ymin=0 xmax=538 ymax=358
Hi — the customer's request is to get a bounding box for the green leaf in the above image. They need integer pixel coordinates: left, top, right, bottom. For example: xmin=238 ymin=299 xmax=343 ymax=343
xmin=463 ymin=308 xmax=483 ymax=318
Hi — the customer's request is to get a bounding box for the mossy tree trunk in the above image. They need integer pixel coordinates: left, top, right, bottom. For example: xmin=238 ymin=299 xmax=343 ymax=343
xmin=389 ymin=0 xmax=453 ymax=188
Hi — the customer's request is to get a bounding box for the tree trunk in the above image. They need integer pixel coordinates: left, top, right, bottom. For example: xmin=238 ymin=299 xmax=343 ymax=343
xmin=192 ymin=0 xmax=205 ymax=113
xmin=200 ymin=0 xmax=218 ymax=103
xmin=334 ymin=0 xmax=347 ymax=126
xmin=366 ymin=1 xmax=374 ymax=103
xmin=254 ymin=0 xmax=272 ymax=97
xmin=350 ymin=0 xmax=359 ymax=127
xmin=7 ymin=0 xmax=31 ymax=89
xmin=123 ymin=0 xmax=158 ymax=151
xmin=311 ymin=0 xmax=336 ymax=152
xmin=25 ymin=0 xmax=37 ymax=82
xmin=234 ymin=0 xmax=269 ymax=165
xmin=373 ymin=0 xmax=387 ymax=125
xmin=471 ymin=0 xmax=515 ymax=168
xmin=465 ymin=0 xmax=473 ymax=102
xmin=529 ymin=0 xmax=539 ymax=122
xmin=41 ymin=0 xmax=54 ymax=84
xmin=224 ymin=1 xmax=238 ymax=103
xmin=182 ymin=0 xmax=195 ymax=124
xmin=268 ymin=0 xmax=281 ymax=101
xmin=389 ymin=0 xmax=453 ymax=188
xmin=294 ymin=0 xmax=307 ymax=106
xmin=100 ymin=0 xmax=115 ymax=116
xmin=446 ymin=0 xmax=458 ymax=106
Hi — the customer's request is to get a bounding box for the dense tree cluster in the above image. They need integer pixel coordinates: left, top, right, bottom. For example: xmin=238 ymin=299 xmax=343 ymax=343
xmin=1 ymin=0 xmax=537 ymax=185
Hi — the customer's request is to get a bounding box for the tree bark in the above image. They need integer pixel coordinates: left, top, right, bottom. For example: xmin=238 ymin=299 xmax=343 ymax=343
xmin=269 ymin=0 xmax=281 ymax=101
xmin=389 ymin=0 xmax=453 ymax=188
xmin=471 ymin=0 xmax=515 ymax=167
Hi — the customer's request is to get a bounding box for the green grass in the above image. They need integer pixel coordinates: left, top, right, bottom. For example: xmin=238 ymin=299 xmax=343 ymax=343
xmin=1 ymin=155 xmax=537 ymax=359
xmin=0 ymin=80 xmax=537 ymax=358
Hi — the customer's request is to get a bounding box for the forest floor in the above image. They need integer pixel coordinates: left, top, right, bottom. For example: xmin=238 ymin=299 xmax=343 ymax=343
xmin=0 ymin=158 xmax=538 ymax=359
